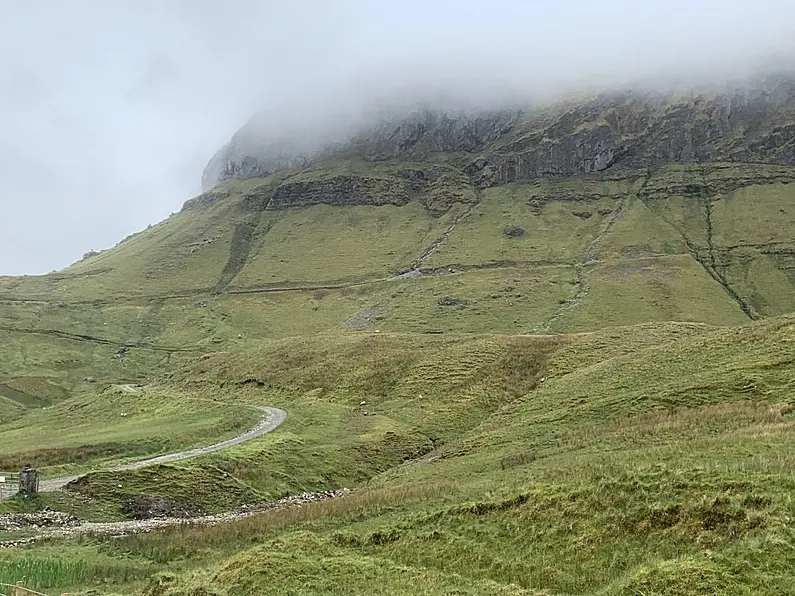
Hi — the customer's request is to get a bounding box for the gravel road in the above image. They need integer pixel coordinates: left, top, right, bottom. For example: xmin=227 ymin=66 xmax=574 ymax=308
xmin=37 ymin=405 xmax=287 ymax=492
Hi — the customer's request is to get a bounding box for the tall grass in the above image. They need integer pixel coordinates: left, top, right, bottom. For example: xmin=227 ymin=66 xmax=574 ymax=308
xmin=103 ymin=482 xmax=457 ymax=564
xmin=0 ymin=560 xmax=88 ymax=591
xmin=0 ymin=557 xmax=147 ymax=591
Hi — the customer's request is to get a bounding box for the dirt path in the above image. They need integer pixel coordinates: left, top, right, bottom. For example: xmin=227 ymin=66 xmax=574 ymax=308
xmin=0 ymin=489 xmax=347 ymax=548
xmin=37 ymin=406 xmax=287 ymax=493
xmin=391 ymin=197 xmax=480 ymax=281
xmin=529 ymin=191 xmax=631 ymax=334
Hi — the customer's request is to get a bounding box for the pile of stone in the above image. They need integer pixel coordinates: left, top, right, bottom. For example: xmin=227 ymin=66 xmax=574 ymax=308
xmin=0 ymin=510 xmax=79 ymax=531
xmin=437 ymin=295 xmax=470 ymax=307
xmin=254 ymin=489 xmax=350 ymax=511
xmin=120 ymin=495 xmax=206 ymax=520
xmin=0 ymin=488 xmax=353 ymax=548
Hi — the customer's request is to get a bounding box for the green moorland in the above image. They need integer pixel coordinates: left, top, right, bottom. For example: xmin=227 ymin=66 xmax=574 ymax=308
xmin=0 ymin=112 xmax=794 ymax=593
xmin=0 ymin=385 xmax=261 ymax=478
xmin=1 ymin=162 xmax=792 ymax=389
xmin=0 ymin=316 xmax=794 ymax=594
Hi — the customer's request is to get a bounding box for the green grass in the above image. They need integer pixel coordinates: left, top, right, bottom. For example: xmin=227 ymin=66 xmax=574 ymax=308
xmin=0 ymin=315 xmax=783 ymax=595
xmin=639 ymin=166 xmax=795 ymax=318
xmin=0 ymin=545 xmax=153 ymax=593
xmin=58 ymin=332 xmax=562 ymax=512
xmin=590 ymin=194 xmax=690 ymax=259
xmin=0 ymin=162 xmax=793 ymax=393
xmin=0 ymin=490 xmax=129 ymax=521
xmin=711 ymin=183 xmax=795 ymax=246
xmin=0 ymin=134 xmax=795 ymax=594
xmin=425 ymin=180 xmax=628 ymax=268
xmin=722 ymin=249 xmax=795 ymax=316
xmin=553 ymin=255 xmax=750 ymax=332
xmin=0 ymin=316 xmax=792 ymax=594
xmin=230 ymin=202 xmax=454 ymax=287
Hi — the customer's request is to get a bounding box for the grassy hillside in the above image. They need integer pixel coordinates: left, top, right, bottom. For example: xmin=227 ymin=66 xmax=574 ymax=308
xmin=0 ymin=95 xmax=794 ymax=594
xmin=1 ymin=160 xmax=792 ymax=401
xmin=117 ymin=315 xmax=795 ymax=595
xmin=1 ymin=316 xmax=793 ymax=594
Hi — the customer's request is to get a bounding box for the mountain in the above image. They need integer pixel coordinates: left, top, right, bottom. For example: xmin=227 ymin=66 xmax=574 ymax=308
xmin=203 ymin=75 xmax=795 ymax=189
xmin=1 ymin=76 xmax=795 ymax=595
xmin=1 ymin=75 xmax=794 ymax=398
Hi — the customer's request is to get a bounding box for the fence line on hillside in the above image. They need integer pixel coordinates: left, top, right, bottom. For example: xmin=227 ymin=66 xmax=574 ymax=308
xmin=0 ymin=473 xmax=20 ymax=500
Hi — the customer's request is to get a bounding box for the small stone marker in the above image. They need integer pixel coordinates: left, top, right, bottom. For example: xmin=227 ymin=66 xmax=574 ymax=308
xmin=19 ymin=467 xmax=38 ymax=495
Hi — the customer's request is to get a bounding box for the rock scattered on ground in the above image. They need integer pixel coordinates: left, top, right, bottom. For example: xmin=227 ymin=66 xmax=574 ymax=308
xmin=0 ymin=510 xmax=79 ymax=531
xmin=437 ymin=296 xmax=470 ymax=307
xmin=344 ymin=303 xmax=387 ymax=331
xmin=0 ymin=489 xmax=350 ymax=548
xmin=242 ymin=489 xmax=349 ymax=512
xmin=503 ymin=225 xmax=526 ymax=237
xmin=121 ymin=496 xmax=206 ymax=520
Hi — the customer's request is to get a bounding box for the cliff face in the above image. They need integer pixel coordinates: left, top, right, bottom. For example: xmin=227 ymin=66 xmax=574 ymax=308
xmin=200 ymin=109 xmax=520 ymax=192
xmin=481 ymin=77 xmax=795 ymax=186
xmin=200 ymin=75 xmax=795 ymax=201
xmin=350 ymin=110 xmax=520 ymax=162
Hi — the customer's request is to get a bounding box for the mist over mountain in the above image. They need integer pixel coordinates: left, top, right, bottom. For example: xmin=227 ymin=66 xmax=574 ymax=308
xmin=201 ymin=70 xmax=795 ymax=193
xmin=2 ymin=1 xmax=795 ymax=274
xmin=3 ymin=10 xmax=795 ymax=593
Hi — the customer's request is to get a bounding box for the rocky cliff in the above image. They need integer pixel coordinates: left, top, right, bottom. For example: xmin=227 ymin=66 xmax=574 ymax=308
xmin=200 ymin=109 xmax=520 ymax=192
xmin=482 ymin=77 xmax=795 ymax=185
xmin=200 ymin=74 xmax=795 ymax=203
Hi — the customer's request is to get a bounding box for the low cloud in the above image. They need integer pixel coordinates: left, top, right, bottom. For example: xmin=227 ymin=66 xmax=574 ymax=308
xmin=1 ymin=0 xmax=794 ymax=274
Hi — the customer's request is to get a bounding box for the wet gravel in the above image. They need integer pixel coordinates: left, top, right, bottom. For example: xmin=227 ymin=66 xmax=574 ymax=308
xmin=0 ymin=489 xmax=350 ymax=548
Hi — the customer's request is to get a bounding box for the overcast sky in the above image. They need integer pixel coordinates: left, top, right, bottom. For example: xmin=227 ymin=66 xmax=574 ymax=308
xmin=1 ymin=1 xmax=794 ymax=275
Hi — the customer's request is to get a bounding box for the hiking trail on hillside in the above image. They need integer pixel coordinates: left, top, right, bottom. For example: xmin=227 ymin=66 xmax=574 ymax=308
xmin=32 ymin=405 xmax=287 ymax=493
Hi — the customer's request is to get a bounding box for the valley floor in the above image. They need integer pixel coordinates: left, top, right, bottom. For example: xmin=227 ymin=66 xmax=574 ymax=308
xmin=1 ymin=316 xmax=794 ymax=595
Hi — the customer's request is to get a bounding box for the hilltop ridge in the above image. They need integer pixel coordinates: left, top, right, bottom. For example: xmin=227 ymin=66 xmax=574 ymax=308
xmin=202 ymin=74 xmax=795 ymax=193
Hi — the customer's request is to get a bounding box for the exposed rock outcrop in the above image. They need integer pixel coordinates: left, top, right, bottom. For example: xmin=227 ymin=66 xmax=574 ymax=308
xmin=479 ymin=76 xmax=795 ymax=186
xmin=199 ymin=74 xmax=795 ymax=206
xmin=352 ymin=109 xmax=520 ymax=161
xmin=244 ymin=174 xmax=413 ymax=210
xmin=201 ymin=109 xmax=520 ymax=192
xmin=121 ymin=495 xmax=206 ymax=520
xmin=201 ymin=140 xmax=313 ymax=193
xmin=213 ymin=166 xmax=478 ymax=215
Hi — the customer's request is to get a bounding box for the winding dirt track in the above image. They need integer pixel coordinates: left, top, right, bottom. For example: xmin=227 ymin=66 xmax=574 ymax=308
xmin=37 ymin=406 xmax=287 ymax=492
